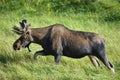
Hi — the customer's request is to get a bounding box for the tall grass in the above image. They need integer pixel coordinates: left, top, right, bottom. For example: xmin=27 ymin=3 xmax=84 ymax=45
xmin=0 ymin=0 xmax=120 ymax=80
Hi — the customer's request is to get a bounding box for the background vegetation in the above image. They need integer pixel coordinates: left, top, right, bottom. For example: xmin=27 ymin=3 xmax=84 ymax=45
xmin=0 ymin=0 xmax=120 ymax=80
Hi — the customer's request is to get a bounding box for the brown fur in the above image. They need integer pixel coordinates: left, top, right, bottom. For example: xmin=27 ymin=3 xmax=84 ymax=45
xmin=13 ymin=24 xmax=115 ymax=73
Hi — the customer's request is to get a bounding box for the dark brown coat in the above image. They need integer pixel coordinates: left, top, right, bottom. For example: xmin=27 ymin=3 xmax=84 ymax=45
xmin=13 ymin=24 xmax=115 ymax=73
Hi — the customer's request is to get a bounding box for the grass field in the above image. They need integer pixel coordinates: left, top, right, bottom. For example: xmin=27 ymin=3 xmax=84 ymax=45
xmin=0 ymin=0 xmax=120 ymax=80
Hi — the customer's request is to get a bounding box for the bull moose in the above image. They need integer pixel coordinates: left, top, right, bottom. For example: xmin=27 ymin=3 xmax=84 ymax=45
xmin=13 ymin=23 xmax=115 ymax=73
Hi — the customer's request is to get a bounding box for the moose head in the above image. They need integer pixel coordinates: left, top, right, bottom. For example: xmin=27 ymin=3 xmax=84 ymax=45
xmin=13 ymin=24 xmax=33 ymax=52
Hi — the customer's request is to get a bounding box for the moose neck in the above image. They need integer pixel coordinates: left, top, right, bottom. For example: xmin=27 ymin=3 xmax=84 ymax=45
xmin=31 ymin=27 xmax=51 ymax=45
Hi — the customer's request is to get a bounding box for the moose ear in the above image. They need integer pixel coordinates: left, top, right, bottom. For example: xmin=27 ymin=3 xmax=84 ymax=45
xmin=25 ymin=24 xmax=31 ymax=31
xmin=12 ymin=26 xmax=24 ymax=35
xmin=19 ymin=22 xmax=22 ymax=25
xmin=22 ymin=19 xmax=27 ymax=24
xmin=26 ymin=31 xmax=30 ymax=35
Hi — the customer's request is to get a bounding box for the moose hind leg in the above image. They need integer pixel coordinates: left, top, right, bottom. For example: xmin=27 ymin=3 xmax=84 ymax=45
xmin=88 ymin=55 xmax=101 ymax=67
xmin=96 ymin=49 xmax=115 ymax=73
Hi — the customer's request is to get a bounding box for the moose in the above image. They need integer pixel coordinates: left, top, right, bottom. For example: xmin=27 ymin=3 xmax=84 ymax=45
xmin=13 ymin=23 xmax=115 ymax=73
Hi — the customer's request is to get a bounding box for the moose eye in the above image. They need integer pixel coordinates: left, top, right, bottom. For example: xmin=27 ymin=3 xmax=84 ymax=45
xmin=26 ymin=32 xmax=29 ymax=34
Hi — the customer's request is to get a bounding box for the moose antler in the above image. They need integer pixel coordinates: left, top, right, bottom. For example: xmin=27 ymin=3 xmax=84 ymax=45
xmin=12 ymin=26 xmax=24 ymax=35
xmin=13 ymin=19 xmax=28 ymax=35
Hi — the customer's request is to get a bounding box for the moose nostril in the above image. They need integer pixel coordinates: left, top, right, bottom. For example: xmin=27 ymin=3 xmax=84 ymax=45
xmin=18 ymin=48 xmax=20 ymax=50
xmin=13 ymin=44 xmax=20 ymax=50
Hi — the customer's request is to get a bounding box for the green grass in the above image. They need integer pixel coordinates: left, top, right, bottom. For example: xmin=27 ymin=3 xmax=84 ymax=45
xmin=0 ymin=0 xmax=120 ymax=80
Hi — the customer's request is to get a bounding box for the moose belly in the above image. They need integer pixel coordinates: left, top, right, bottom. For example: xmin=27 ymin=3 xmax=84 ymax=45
xmin=63 ymin=46 xmax=91 ymax=58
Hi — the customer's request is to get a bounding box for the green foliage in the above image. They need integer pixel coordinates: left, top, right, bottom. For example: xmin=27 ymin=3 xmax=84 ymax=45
xmin=104 ymin=7 xmax=120 ymax=21
xmin=0 ymin=0 xmax=120 ymax=21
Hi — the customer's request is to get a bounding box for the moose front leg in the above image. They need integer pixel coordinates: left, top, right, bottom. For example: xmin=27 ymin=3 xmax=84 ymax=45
xmin=34 ymin=50 xmax=46 ymax=60
xmin=54 ymin=51 xmax=63 ymax=65
xmin=54 ymin=54 xmax=62 ymax=65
